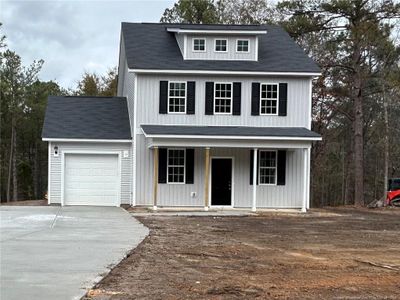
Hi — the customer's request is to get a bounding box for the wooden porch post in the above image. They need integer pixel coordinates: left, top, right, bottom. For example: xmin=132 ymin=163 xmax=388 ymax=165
xmin=252 ymin=148 xmax=258 ymax=212
xmin=153 ymin=147 xmax=159 ymax=210
xmin=204 ymin=147 xmax=210 ymax=211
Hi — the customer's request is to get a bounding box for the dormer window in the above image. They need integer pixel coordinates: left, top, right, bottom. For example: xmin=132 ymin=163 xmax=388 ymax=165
xmin=215 ymin=39 xmax=227 ymax=52
xmin=237 ymin=39 xmax=249 ymax=52
xmin=193 ymin=38 xmax=205 ymax=52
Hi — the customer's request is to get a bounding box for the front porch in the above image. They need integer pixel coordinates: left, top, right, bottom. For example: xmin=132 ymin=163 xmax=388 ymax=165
xmin=136 ymin=125 xmax=321 ymax=211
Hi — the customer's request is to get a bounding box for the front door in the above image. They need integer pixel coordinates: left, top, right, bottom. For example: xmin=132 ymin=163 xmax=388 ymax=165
xmin=211 ymin=158 xmax=232 ymax=206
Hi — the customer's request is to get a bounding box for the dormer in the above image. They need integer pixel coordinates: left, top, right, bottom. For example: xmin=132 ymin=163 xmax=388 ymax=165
xmin=167 ymin=25 xmax=267 ymax=61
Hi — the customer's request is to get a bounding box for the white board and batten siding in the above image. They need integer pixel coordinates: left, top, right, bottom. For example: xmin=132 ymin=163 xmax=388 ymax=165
xmin=48 ymin=142 xmax=132 ymax=205
xmin=135 ymin=134 xmax=305 ymax=208
xmin=135 ymin=74 xmax=312 ymax=130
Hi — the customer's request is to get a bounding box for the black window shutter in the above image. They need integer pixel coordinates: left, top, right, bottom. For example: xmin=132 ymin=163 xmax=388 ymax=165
xmin=232 ymin=82 xmax=241 ymax=115
xmin=277 ymin=150 xmax=286 ymax=185
xmin=278 ymin=83 xmax=288 ymax=116
xmin=251 ymin=82 xmax=260 ymax=115
xmin=249 ymin=150 xmax=259 ymax=185
xmin=159 ymin=81 xmax=168 ymax=114
xmin=187 ymin=81 xmax=195 ymax=114
xmin=158 ymin=148 xmax=167 ymax=183
xmin=185 ymin=149 xmax=195 ymax=184
xmin=205 ymin=82 xmax=214 ymax=115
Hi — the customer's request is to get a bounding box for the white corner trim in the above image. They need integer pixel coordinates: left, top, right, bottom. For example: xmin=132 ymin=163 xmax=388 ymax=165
xmin=42 ymin=138 xmax=132 ymax=143
xmin=132 ymin=75 xmax=138 ymax=206
xmin=183 ymin=35 xmax=187 ymax=59
xmin=47 ymin=142 xmax=51 ymax=205
xmin=128 ymin=68 xmax=321 ymax=77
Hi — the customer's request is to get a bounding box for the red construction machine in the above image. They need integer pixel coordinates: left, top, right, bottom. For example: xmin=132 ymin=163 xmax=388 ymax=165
xmin=387 ymin=178 xmax=400 ymax=206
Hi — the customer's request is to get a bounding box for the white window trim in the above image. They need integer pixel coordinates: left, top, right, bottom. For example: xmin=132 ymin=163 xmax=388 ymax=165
xmin=167 ymin=81 xmax=187 ymax=114
xmin=166 ymin=148 xmax=186 ymax=184
xmin=258 ymin=150 xmax=278 ymax=186
xmin=214 ymin=38 xmax=228 ymax=53
xmin=236 ymin=39 xmax=250 ymax=53
xmin=192 ymin=37 xmax=206 ymax=52
xmin=214 ymin=82 xmax=233 ymax=115
xmin=260 ymin=83 xmax=279 ymax=116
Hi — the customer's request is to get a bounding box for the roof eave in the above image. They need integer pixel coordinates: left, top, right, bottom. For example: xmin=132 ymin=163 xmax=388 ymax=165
xmin=129 ymin=68 xmax=321 ymax=77
xmin=42 ymin=138 xmax=132 ymax=143
xmin=142 ymin=133 xmax=322 ymax=142
xmin=166 ymin=28 xmax=267 ymax=35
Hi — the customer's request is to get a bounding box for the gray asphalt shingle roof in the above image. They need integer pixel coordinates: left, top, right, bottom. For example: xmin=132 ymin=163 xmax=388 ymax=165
xmin=42 ymin=96 xmax=132 ymax=140
xmin=121 ymin=22 xmax=320 ymax=73
xmin=141 ymin=125 xmax=321 ymax=139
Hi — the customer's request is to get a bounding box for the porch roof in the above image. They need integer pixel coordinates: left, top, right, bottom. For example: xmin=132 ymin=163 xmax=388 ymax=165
xmin=141 ymin=125 xmax=321 ymax=141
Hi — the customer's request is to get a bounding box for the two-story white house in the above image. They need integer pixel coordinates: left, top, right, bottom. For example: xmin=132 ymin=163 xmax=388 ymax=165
xmin=42 ymin=23 xmax=321 ymax=211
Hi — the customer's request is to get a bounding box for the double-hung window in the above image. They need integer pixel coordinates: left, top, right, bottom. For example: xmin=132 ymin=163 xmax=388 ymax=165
xmin=236 ymin=40 xmax=249 ymax=52
xmin=259 ymin=150 xmax=277 ymax=185
xmin=193 ymin=38 xmax=206 ymax=52
xmin=260 ymin=83 xmax=278 ymax=115
xmin=167 ymin=149 xmax=185 ymax=184
xmin=168 ymin=82 xmax=186 ymax=113
xmin=215 ymin=39 xmax=227 ymax=52
xmin=214 ymin=83 xmax=232 ymax=114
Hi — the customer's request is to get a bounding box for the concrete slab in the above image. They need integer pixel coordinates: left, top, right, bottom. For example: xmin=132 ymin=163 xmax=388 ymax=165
xmin=0 ymin=206 xmax=149 ymax=300
xmin=130 ymin=210 xmax=256 ymax=217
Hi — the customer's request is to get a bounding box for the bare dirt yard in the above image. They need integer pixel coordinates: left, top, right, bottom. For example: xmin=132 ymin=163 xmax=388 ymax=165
xmin=85 ymin=208 xmax=400 ymax=300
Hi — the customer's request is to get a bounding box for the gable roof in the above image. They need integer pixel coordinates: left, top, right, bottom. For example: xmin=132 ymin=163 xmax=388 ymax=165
xmin=121 ymin=22 xmax=320 ymax=74
xmin=42 ymin=96 xmax=131 ymax=140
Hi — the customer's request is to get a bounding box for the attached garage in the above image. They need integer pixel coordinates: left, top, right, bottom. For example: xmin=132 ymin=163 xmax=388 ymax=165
xmin=42 ymin=96 xmax=132 ymax=206
xmin=64 ymin=154 xmax=120 ymax=206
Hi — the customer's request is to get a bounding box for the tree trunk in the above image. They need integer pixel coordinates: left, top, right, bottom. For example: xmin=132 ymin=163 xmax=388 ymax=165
xmin=12 ymin=117 xmax=18 ymax=201
xmin=383 ymin=83 xmax=389 ymax=203
xmin=33 ymin=142 xmax=39 ymax=199
xmin=353 ymin=84 xmax=364 ymax=206
xmin=352 ymin=32 xmax=364 ymax=206
xmin=6 ymin=118 xmax=14 ymax=203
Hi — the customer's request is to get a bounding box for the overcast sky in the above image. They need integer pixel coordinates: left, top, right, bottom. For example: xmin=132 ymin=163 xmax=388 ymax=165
xmin=1 ymin=0 xmax=175 ymax=89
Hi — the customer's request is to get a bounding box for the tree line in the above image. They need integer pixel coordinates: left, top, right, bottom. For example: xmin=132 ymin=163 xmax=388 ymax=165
xmin=161 ymin=0 xmax=400 ymax=207
xmin=0 ymin=23 xmax=117 ymax=202
xmin=1 ymin=0 xmax=400 ymax=207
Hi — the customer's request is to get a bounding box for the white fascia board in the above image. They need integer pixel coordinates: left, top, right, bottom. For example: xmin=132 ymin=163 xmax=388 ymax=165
xmin=128 ymin=68 xmax=321 ymax=77
xmin=166 ymin=28 xmax=267 ymax=35
xmin=42 ymin=138 xmax=132 ymax=143
xmin=143 ymin=133 xmax=322 ymax=141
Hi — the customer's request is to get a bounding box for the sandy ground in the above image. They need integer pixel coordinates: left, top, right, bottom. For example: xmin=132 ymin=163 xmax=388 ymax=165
xmin=83 ymin=207 xmax=399 ymax=299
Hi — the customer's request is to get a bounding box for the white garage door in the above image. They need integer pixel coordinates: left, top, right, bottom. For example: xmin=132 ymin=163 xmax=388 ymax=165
xmin=64 ymin=154 xmax=119 ymax=206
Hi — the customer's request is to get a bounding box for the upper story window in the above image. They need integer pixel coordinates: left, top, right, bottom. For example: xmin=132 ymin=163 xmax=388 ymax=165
xmin=259 ymin=150 xmax=277 ymax=185
xmin=237 ymin=39 xmax=249 ymax=52
xmin=168 ymin=82 xmax=186 ymax=113
xmin=167 ymin=149 xmax=185 ymax=183
xmin=260 ymin=83 xmax=278 ymax=115
xmin=193 ymin=38 xmax=206 ymax=52
xmin=215 ymin=39 xmax=227 ymax=52
xmin=214 ymin=83 xmax=232 ymax=114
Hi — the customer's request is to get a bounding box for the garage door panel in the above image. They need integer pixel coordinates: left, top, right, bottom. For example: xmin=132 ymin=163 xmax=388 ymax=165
xmin=64 ymin=154 xmax=119 ymax=206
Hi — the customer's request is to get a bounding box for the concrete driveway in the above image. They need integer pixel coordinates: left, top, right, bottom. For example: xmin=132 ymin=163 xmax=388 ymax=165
xmin=0 ymin=206 xmax=149 ymax=300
